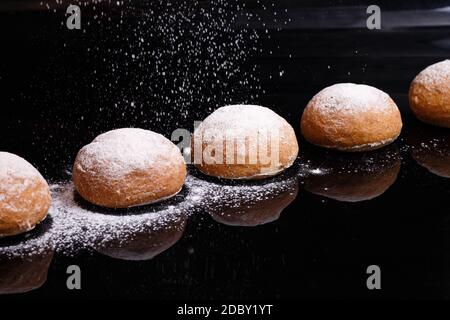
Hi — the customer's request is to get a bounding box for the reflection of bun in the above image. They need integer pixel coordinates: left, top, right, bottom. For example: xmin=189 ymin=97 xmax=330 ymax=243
xmin=0 ymin=222 xmax=53 ymax=295
xmin=95 ymin=215 xmax=187 ymax=261
xmin=192 ymin=105 xmax=299 ymax=180
xmin=301 ymin=83 xmax=402 ymax=152
xmin=413 ymin=151 xmax=450 ymax=178
xmin=209 ymin=178 xmax=298 ymax=227
xmin=73 ymin=128 xmax=186 ymax=208
xmin=407 ymin=124 xmax=450 ymax=178
xmin=0 ymin=249 xmax=53 ymax=294
xmin=303 ymin=146 xmax=401 ymax=202
xmin=409 ymin=60 xmax=450 ymax=128
xmin=0 ymin=152 xmax=51 ymax=238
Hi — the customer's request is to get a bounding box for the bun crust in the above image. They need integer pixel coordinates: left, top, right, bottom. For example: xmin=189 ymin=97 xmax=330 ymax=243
xmin=73 ymin=128 xmax=186 ymax=208
xmin=301 ymin=83 xmax=403 ymax=152
xmin=0 ymin=152 xmax=51 ymax=238
xmin=409 ymin=60 xmax=450 ymax=128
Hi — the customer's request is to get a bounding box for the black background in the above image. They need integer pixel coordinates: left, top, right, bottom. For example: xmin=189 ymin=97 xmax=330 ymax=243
xmin=1 ymin=0 xmax=450 ymax=301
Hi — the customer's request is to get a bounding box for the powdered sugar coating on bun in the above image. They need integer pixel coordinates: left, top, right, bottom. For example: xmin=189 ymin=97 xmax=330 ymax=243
xmin=73 ymin=128 xmax=186 ymax=208
xmin=301 ymin=83 xmax=403 ymax=152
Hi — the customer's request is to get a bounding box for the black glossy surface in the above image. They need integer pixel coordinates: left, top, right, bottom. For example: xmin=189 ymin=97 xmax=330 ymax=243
xmin=1 ymin=1 xmax=450 ymax=300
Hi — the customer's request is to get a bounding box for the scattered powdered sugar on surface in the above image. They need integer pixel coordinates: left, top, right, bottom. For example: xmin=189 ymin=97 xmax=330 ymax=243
xmin=308 ymin=83 xmax=393 ymax=115
xmin=198 ymin=175 xmax=298 ymax=207
xmin=414 ymin=60 xmax=450 ymax=86
xmin=0 ymin=170 xmax=299 ymax=258
xmin=297 ymin=160 xmax=330 ymax=178
xmin=75 ymin=128 xmax=182 ymax=180
xmin=0 ymin=226 xmax=53 ymax=259
xmin=46 ymin=181 xmax=198 ymax=256
xmin=307 ymin=168 xmax=328 ymax=176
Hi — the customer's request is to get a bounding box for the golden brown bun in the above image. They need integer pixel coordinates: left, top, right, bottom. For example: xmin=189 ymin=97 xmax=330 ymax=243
xmin=407 ymin=123 xmax=450 ymax=178
xmin=95 ymin=214 xmax=187 ymax=261
xmin=303 ymin=146 xmax=401 ymax=202
xmin=192 ymin=105 xmax=299 ymax=180
xmin=0 ymin=249 xmax=53 ymax=294
xmin=0 ymin=152 xmax=51 ymax=238
xmin=409 ymin=60 xmax=450 ymax=128
xmin=301 ymin=83 xmax=403 ymax=152
xmin=73 ymin=128 xmax=186 ymax=208
xmin=209 ymin=177 xmax=298 ymax=227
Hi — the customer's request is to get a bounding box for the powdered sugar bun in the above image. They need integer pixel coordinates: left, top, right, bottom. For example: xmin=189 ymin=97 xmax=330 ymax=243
xmin=72 ymin=128 xmax=187 ymax=208
xmin=409 ymin=60 xmax=450 ymax=128
xmin=192 ymin=105 xmax=299 ymax=180
xmin=301 ymin=83 xmax=403 ymax=152
xmin=0 ymin=152 xmax=51 ymax=237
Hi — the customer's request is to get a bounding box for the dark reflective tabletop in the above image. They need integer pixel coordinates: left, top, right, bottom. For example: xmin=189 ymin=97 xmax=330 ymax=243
xmin=1 ymin=0 xmax=450 ymax=300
